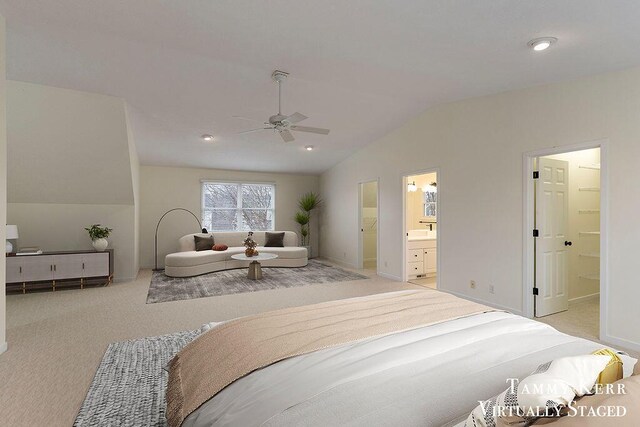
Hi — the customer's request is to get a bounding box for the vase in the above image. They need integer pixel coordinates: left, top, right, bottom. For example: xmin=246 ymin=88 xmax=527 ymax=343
xmin=92 ymin=238 xmax=108 ymax=251
xmin=245 ymin=248 xmax=255 ymax=257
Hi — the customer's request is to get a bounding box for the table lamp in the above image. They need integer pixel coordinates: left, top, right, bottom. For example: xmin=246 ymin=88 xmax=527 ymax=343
xmin=6 ymin=225 xmax=19 ymax=253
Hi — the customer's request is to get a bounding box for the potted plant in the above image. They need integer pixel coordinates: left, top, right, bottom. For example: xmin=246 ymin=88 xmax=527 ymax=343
xmin=294 ymin=211 xmax=311 ymax=256
xmin=243 ymin=231 xmax=258 ymax=257
xmin=296 ymin=192 xmax=322 ymax=258
xmin=85 ymin=224 xmax=113 ymax=252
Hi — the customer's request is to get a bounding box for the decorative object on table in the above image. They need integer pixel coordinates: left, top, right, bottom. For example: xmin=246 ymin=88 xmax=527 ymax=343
xmin=5 ymin=224 xmax=18 ymax=253
xmin=16 ymin=246 xmax=42 ymax=256
xmin=243 ymin=231 xmax=258 ymax=257
xmin=85 ymin=224 xmax=113 ymax=251
xmin=147 ymin=259 xmax=369 ymax=303
xmin=154 ymin=207 xmax=208 ymax=271
xmin=295 ymin=192 xmax=322 ymax=258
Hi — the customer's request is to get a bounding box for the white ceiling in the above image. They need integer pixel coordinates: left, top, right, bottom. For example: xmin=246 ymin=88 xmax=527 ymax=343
xmin=1 ymin=1 xmax=639 ymax=174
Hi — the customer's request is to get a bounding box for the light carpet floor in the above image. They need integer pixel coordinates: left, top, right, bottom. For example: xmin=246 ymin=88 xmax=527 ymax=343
xmin=0 ymin=265 xmax=632 ymax=426
xmin=0 ymin=261 xmax=421 ymax=427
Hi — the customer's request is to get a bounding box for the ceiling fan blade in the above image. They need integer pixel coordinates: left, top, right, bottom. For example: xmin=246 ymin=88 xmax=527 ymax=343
xmin=237 ymin=127 xmax=271 ymax=134
xmin=290 ymin=125 xmax=330 ymax=135
xmin=232 ymin=115 xmax=265 ymax=123
xmin=285 ymin=112 xmax=308 ymax=124
xmin=279 ymin=129 xmax=295 ymax=142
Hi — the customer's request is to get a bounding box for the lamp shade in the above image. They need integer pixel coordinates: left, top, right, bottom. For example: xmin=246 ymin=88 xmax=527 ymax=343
xmin=6 ymin=225 xmax=19 ymax=239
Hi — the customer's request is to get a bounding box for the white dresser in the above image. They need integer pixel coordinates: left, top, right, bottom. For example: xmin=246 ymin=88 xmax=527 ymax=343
xmin=6 ymin=250 xmax=113 ymax=293
xmin=406 ymin=239 xmax=437 ymax=279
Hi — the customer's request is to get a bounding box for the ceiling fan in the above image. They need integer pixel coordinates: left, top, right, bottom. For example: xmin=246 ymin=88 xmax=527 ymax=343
xmin=234 ymin=70 xmax=330 ymax=143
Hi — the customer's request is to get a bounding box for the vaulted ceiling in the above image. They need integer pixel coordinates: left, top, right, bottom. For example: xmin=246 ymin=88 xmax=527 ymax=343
xmin=1 ymin=1 xmax=639 ymax=174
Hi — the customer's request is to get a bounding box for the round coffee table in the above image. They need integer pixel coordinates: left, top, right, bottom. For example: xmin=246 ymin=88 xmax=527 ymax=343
xmin=231 ymin=253 xmax=278 ymax=280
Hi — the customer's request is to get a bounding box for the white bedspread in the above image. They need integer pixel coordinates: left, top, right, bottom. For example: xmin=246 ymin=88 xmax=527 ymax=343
xmin=183 ymin=311 xmax=635 ymax=427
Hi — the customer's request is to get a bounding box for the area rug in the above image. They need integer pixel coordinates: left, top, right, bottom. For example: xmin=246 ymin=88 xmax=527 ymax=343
xmin=74 ymin=330 xmax=198 ymax=427
xmin=146 ymin=259 xmax=369 ymax=303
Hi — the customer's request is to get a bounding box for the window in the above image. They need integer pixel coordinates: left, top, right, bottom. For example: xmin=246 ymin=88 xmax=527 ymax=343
xmin=202 ymin=182 xmax=275 ymax=231
xmin=423 ymin=190 xmax=437 ymax=217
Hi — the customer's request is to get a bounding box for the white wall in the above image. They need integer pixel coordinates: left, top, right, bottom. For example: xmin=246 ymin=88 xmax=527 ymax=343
xmin=546 ymin=149 xmax=600 ymax=301
xmin=320 ymin=67 xmax=640 ymax=349
xmin=0 ymin=15 xmax=7 ymax=355
xmin=140 ymin=166 xmax=319 ymax=269
xmin=6 ymin=81 xmax=140 ymax=281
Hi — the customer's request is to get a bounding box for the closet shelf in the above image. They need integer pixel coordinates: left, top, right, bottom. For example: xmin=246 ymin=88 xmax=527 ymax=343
xmin=579 ymin=274 xmax=600 ymax=281
xmin=579 ymin=253 xmax=600 ymax=258
xmin=578 ymin=164 xmax=601 ymax=170
xmin=579 ymin=231 xmax=600 ymax=236
xmin=578 ymin=209 xmax=600 ymax=214
xmin=579 ymin=187 xmax=600 ymax=192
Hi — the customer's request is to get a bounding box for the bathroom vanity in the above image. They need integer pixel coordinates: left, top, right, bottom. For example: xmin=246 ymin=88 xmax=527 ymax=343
xmin=406 ymin=230 xmax=437 ymax=279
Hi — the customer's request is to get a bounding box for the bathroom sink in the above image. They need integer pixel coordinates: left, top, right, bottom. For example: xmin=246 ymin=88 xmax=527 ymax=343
xmin=407 ymin=229 xmax=437 ymax=241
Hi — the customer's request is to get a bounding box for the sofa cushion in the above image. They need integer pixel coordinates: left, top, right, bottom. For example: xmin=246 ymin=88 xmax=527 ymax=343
xmin=194 ymin=235 xmax=215 ymax=251
xmin=178 ymin=231 xmax=299 ymax=252
xmin=264 ymin=232 xmax=285 ymax=247
xmin=257 ymin=246 xmax=308 ymax=259
xmin=166 ymin=247 xmax=245 ymax=267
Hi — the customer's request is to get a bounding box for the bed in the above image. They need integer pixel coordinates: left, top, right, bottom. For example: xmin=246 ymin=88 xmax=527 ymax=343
xmin=166 ymin=290 xmax=637 ymax=427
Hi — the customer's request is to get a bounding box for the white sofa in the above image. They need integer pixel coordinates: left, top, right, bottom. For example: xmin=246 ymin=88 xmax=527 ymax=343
xmin=164 ymin=231 xmax=308 ymax=277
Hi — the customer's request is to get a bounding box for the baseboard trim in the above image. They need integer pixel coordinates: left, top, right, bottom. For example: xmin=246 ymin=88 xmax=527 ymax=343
xmin=569 ymin=292 xmax=600 ymax=304
xmin=113 ymin=276 xmax=137 ymax=284
xmin=319 ymin=256 xmax=357 ymax=270
xmin=377 ymin=271 xmax=402 ymax=282
xmin=443 ymin=288 xmax=523 ymax=316
xmin=0 ymin=342 xmax=7 ymax=355
xmin=601 ymin=333 xmax=640 ymax=353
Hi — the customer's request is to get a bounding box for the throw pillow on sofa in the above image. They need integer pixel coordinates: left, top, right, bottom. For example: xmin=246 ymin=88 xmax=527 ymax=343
xmin=264 ymin=232 xmax=285 ymax=247
xmin=194 ymin=235 xmax=215 ymax=251
xmin=212 ymin=244 xmax=228 ymax=251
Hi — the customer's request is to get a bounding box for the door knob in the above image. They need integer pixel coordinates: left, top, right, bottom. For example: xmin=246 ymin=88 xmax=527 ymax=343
xmin=564 ymin=241 xmax=572 ymax=246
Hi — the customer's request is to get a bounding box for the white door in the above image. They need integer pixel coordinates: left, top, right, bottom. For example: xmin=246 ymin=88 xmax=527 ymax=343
xmin=83 ymin=252 xmax=110 ymax=277
xmin=21 ymin=255 xmax=54 ymax=282
xmin=424 ymin=248 xmax=437 ymax=274
xmin=6 ymin=257 xmax=24 ymax=283
xmin=53 ymin=254 xmax=84 ymax=280
xmin=535 ymin=157 xmax=570 ymax=317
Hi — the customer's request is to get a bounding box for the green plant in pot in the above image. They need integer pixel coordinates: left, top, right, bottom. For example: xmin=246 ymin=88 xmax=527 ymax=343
xmin=295 ymin=192 xmax=322 ymax=258
xmin=85 ymin=224 xmax=113 ymax=252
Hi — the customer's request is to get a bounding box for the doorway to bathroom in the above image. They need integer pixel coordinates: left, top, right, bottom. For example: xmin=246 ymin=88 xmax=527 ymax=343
xmin=403 ymin=171 xmax=438 ymax=289
xmin=524 ymin=142 xmax=606 ymax=342
xmin=358 ymin=180 xmax=378 ymax=271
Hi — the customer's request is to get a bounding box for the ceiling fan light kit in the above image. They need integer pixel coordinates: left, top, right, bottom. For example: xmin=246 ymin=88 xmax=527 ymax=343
xmin=235 ymin=70 xmax=330 ymax=143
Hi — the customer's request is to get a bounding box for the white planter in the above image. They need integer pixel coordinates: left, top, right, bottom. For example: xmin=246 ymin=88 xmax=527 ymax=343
xmin=303 ymin=245 xmax=312 ymax=259
xmin=92 ymin=238 xmax=109 ymax=251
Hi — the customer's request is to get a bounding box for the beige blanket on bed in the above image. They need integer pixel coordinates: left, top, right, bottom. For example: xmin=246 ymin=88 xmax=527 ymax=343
xmin=166 ymin=290 xmax=495 ymax=427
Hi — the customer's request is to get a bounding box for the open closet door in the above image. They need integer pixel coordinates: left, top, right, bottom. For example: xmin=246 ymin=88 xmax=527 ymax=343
xmin=535 ymin=157 xmax=570 ymax=317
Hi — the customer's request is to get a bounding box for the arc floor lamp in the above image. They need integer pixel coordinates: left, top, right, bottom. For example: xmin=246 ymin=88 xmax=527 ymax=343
xmin=154 ymin=208 xmax=207 ymax=271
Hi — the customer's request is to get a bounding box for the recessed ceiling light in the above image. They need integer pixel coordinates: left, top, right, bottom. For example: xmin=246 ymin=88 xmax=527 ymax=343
xmin=305 ymin=145 xmax=314 ymax=151
xmin=528 ymin=37 xmax=557 ymax=51
xmin=201 ymin=134 xmax=214 ymax=142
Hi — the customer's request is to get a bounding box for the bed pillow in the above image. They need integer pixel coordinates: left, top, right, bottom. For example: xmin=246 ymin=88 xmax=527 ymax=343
xmin=194 ymin=235 xmax=215 ymax=251
xmin=464 ymin=355 xmax=611 ymax=427
xmin=264 ymin=232 xmax=285 ymax=247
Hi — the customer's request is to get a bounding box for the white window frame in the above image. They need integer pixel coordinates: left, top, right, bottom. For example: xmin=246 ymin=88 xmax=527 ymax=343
xmin=201 ymin=180 xmax=276 ymax=232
